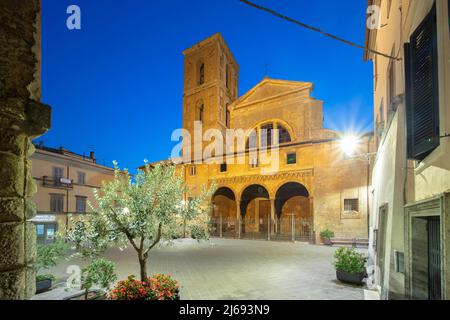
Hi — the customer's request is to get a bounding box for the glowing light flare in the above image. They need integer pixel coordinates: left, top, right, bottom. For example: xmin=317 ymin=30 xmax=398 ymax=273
xmin=339 ymin=134 xmax=361 ymax=157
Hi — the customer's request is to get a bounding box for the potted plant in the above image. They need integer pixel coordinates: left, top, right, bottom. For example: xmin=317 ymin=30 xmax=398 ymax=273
xmin=320 ymin=229 xmax=335 ymax=246
xmin=35 ymin=239 xmax=67 ymax=294
xmin=108 ymin=274 xmax=180 ymax=300
xmin=333 ymin=247 xmax=367 ymax=285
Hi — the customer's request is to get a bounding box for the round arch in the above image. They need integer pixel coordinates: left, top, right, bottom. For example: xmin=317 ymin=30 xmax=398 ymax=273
xmin=211 ymin=187 xmax=238 ymax=236
xmin=252 ymin=119 xmax=295 ymax=142
xmin=275 ymin=182 xmax=310 ymax=216
xmin=212 ymin=186 xmax=236 ymax=202
xmin=239 ymin=184 xmax=270 ymax=215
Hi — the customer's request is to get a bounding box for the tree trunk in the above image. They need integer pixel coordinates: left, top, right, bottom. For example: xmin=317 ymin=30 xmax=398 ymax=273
xmin=138 ymin=256 xmax=147 ymax=281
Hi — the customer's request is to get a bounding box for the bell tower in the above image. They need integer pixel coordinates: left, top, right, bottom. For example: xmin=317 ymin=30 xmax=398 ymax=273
xmin=182 ymin=33 xmax=239 ymax=163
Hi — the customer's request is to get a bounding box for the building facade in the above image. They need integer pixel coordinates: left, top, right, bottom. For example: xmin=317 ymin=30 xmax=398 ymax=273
xmin=365 ymin=0 xmax=450 ymax=299
xmin=30 ymin=144 xmax=114 ymax=244
xmin=179 ymin=33 xmax=373 ymax=242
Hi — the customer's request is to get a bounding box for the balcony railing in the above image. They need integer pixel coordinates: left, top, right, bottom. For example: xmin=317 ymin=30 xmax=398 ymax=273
xmin=42 ymin=176 xmax=74 ymax=189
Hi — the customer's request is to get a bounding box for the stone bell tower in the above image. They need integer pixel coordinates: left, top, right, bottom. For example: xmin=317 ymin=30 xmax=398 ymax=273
xmin=181 ymin=33 xmax=239 ymax=163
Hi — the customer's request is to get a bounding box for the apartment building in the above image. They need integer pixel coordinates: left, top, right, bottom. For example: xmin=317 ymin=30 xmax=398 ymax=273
xmin=30 ymin=144 xmax=114 ymax=244
xmin=365 ymin=0 xmax=450 ymax=299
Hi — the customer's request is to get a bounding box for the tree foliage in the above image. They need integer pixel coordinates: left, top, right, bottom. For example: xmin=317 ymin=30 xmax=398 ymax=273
xmin=67 ymin=161 xmax=214 ymax=280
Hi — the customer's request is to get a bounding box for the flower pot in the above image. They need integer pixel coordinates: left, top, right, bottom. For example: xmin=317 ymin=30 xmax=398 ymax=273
xmin=36 ymin=279 xmax=52 ymax=294
xmin=322 ymin=238 xmax=333 ymax=246
xmin=336 ymin=270 xmax=366 ymax=285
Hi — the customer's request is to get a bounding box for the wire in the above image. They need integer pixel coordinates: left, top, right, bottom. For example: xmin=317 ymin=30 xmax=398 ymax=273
xmin=239 ymin=0 xmax=401 ymax=61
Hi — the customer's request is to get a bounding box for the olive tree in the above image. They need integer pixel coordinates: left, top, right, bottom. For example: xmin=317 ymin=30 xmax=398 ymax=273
xmin=68 ymin=161 xmax=214 ymax=280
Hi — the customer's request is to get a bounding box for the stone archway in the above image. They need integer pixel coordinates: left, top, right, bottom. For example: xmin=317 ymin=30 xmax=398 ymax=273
xmin=0 ymin=0 xmax=51 ymax=299
xmin=211 ymin=187 xmax=237 ymax=237
xmin=275 ymin=182 xmax=312 ymax=241
xmin=240 ymin=184 xmax=270 ymax=237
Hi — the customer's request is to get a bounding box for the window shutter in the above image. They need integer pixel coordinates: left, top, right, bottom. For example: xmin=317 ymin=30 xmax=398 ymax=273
xmin=405 ymin=5 xmax=440 ymax=161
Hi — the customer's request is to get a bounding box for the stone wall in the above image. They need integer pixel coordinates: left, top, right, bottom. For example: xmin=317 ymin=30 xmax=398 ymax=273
xmin=0 ymin=0 xmax=51 ymax=299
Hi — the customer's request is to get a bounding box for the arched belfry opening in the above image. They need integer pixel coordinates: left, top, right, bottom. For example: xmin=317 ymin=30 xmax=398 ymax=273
xmin=275 ymin=182 xmax=312 ymax=241
xmin=211 ymin=187 xmax=237 ymax=237
xmin=240 ymin=184 xmax=270 ymax=238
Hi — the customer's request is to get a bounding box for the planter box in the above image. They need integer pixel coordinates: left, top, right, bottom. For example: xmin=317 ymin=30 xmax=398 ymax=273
xmin=36 ymin=279 xmax=52 ymax=294
xmin=322 ymin=238 xmax=333 ymax=246
xmin=336 ymin=270 xmax=365 ymax=285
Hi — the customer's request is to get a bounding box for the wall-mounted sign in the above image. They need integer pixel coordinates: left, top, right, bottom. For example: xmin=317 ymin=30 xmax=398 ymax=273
xmin=60 ymin=178 xmax=72 ymax=185
xmin=29 ymin=215 xmax=56 ymax=223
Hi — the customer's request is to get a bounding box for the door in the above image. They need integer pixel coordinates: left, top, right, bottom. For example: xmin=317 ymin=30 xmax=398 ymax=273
xmin=411 ymin=216 xmax=441 ymax=300
xmin=427 ymin=217 xmax=441 ymax=300
xmin=36 ymin=223 xmax=57 ymax=245
xmin=259 ymin=200 xmax=270 ymax=234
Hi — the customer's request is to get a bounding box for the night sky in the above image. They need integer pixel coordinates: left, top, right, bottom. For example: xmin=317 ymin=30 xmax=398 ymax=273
xmin=40 ymin=0 xmax=374 ymax=171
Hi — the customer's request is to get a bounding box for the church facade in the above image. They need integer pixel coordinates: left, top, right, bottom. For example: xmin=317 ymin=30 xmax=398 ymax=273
xmin=178 ymin=33 xmax=372 ymax=242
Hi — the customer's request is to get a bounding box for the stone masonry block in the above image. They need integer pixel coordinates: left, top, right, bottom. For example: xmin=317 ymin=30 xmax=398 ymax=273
xmin=0 ymin=197 xmax=24 ymax=223
xmin=0 ymin=152 xmax=24 ymax=198
xmin=25 ymin=198 xmax=37 ymax=220
xmin=25 ymin=222 xmax=36 ymax=264
xmin=24 ymin=266 xmax=36 ymax=299
xmin=0 ymin=130 xmax=25 ymax=157
xmin=0 ymin=222 xmax=24 ymax=270
xmin=0 ymin=268 xmax=26 ymax=300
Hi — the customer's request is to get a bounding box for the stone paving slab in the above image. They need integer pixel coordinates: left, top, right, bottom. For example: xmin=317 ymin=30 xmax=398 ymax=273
xmin=42 ymin=238 xmax=365 ymax=300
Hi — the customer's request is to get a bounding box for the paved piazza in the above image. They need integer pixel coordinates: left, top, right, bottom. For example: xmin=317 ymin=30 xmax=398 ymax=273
xmin=49 ymin=239 xmax=365 ymax=300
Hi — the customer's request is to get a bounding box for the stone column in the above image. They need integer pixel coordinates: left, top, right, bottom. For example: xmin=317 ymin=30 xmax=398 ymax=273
xmin=236 ymin=200 xmax=241 ymax=238
xmin=0 ymin=0 xmax=51 ymax=299
xmin=270 ymin=198 xmax=276 ymax=235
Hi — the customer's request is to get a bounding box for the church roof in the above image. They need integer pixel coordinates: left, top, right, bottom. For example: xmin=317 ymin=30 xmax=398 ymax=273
xmin=232 ymin=77 xmax=314 ymax=110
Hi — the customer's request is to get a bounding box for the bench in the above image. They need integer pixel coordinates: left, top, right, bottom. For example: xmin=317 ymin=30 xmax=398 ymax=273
xmin=331 ymin=237 xmax=369 ymax=248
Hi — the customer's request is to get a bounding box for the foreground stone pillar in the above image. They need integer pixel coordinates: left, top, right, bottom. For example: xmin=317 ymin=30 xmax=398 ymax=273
xmin=0 ymin=0 xmax=51 ymax=299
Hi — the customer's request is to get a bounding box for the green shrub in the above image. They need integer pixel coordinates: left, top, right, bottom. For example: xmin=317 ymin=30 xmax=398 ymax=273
xmin=36 ymin=274 xmax=55 ymax=282
xmin=81 ymin=258 xmax=117 ymax=299
xmin=320 ymin=229 xmax=335 ymax=240
xmin=333 ymin=247 xmax=367 ymax=274
xmin=190 ymin=224 xmax=208 ymax=240
xmin=35 ymin=239 xmax=68 ymax=281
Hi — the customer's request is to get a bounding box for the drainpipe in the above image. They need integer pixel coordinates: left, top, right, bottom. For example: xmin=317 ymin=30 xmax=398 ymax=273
xmin=66 ymin=165 xmax=70 ymax=233
xmin=367 ymin=134 xmax=373 ymax=238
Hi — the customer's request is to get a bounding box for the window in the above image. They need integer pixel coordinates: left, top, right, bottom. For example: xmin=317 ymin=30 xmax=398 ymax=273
xmin=246 ymin=130 xmax=258 ymax=150
xmin=53 ymin=167 xmax=64 ymax=179
xmin=226 ymin=64 xmax=230 ymax=89
xmin=250 ymin=157 xmax=258 ymax=168
xmin=50 ymin=194 xmax=64 ymax=213
xmin=199 ymin=63 xmax=205 ymax=85
xmin=225 ymin=105 xmax=230 ymax=128
xmin=189 ymin=166 xmax=196 ymax=176
xmin=220 ymin=163 xmax=227 ymax=173
xmin=260 ymin=123 xmax=273 ymax=147
xmin=76 ymin=196 xmax=87 ymax=213
xmin=387 ymin=58 xmax=395 ymax=111
xmin=36 ymin=224 xmax=45 ymax=236
xmin=77 ymin=172 xmax=86 ymax=185
xmin=197 ymin=103 xmax=204 ymax=122
xmin=287 ymin=152 xmax=297 ymax=165
xmin=405 ymin=5 xmax=440 ymax=161
xmin=278 ymin=124 xmax=292 ymax=144
xmin=344 ymin=198 xmax=359 ymax=212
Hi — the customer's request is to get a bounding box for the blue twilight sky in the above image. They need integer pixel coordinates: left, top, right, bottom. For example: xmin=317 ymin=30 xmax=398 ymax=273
xmin=40 ymin=0 xmax=374 ymax=171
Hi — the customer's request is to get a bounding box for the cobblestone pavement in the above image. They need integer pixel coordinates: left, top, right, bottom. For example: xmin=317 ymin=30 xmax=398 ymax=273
xmin=44 ymin=238 xmax=365 ymax=300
